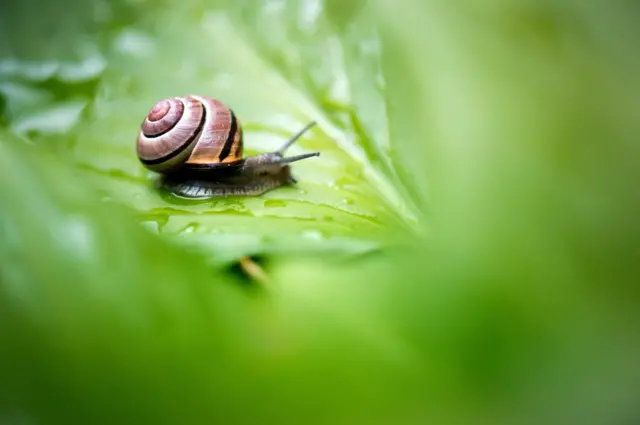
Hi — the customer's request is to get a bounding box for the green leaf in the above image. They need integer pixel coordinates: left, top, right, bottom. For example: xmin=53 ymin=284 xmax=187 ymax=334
xmin=20 ymin=1 xmax=422 ymax=262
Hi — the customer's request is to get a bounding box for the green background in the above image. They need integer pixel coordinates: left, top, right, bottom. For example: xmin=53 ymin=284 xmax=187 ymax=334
xmin=1 ymin=1 xmax=639 ymax=424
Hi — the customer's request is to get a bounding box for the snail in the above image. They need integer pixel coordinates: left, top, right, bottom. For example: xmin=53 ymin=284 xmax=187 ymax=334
xmin=136 ymin=95 xmax=320 ymax=198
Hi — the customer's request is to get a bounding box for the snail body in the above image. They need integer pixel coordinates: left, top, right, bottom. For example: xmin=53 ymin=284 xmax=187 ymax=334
xmin=136 ymin=95 xmax=319 ymax=198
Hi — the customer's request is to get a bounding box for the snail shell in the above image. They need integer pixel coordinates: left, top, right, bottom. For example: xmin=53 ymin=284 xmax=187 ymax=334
xmin=136 ymin=95 xmax=243 ymax=173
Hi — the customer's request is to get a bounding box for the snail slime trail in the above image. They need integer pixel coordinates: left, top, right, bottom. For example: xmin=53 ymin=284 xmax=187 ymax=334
xmin=136 ymin=95 xmax=320 ymax=198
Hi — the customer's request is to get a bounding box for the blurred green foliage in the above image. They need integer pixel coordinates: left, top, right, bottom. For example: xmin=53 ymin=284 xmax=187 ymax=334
xmin=1 ymin=1 xmax=639 ymax=424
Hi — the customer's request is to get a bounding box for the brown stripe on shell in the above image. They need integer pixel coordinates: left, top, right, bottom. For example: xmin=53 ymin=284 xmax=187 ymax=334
xmin=231 ymin=122 xmax=243 ymax=159
xmin=217 ymin=109 xmax=238 ymax=162
xmin=186 ymin=96 xmax=243 ymax=165
xmin=136 ymin=96 xmax=205 ymax=172
xmin=141 ymin=97 xmax=184 ymax=137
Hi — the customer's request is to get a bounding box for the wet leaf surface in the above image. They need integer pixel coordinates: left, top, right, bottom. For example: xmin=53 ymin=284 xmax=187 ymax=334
xmin=9 ymin=1 xmax=423 ymax=260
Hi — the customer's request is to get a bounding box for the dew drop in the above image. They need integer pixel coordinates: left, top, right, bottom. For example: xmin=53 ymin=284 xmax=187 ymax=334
xmin=181 ymin=222 xmax=199 ymax=233
xmin=301 ymin=230 xmax=325 ymax=240
xmin=140 ymin=221 xmax=159 ymax=233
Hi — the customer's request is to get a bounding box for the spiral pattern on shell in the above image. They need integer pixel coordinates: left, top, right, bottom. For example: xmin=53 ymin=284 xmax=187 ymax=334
xmin=136 ymin=95 xmax=243 ymax=173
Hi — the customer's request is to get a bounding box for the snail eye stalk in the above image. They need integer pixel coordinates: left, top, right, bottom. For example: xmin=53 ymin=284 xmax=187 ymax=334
xmin=277 ymin=121 xmax=317 ymax=154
